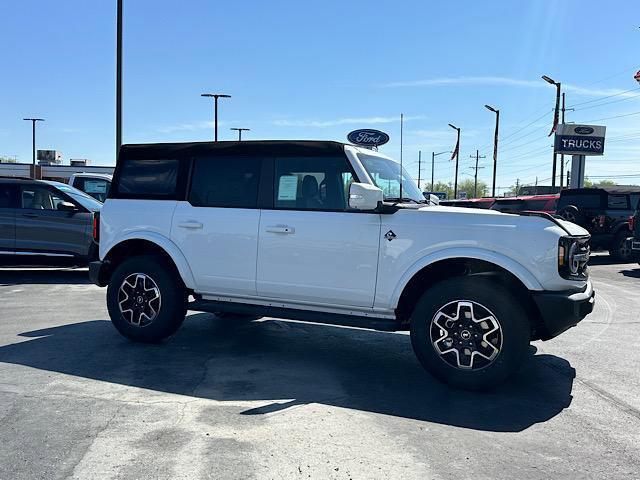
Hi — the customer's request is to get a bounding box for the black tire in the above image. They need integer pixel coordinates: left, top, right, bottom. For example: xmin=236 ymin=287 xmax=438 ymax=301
xmin=558 ymin=205 xmax=582 ymax=225
xmin=107 ymin=255 xmax=187 ymax=342
xmin=410 ymin=276 xmax=531 ymax=391
xmin=609 ymin=231 xmax=632 ymax=262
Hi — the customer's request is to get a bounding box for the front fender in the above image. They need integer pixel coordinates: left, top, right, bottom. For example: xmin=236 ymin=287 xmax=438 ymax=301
xmin=389 ymin=247 xmax=544 ymax=309
xmin=102 ymin=231 xmax=196 ymax=290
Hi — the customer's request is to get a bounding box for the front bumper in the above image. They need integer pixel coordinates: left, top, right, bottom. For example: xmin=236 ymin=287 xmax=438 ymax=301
xmin=628 ymin=237 xmax=640 ymax=261
xmin=531 ymin=280 xmax=595 ymax=340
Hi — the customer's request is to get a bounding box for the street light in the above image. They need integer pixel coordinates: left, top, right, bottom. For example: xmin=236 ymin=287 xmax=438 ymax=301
xmin=430 ymin=151 xmax=450 ymax=192
xmin=230 ymin=127 xmax=250 ymax=141
xmin=23 ymin=118 xmax=45 ymax=179
xmin=542 ymin=75 xmax=561 ymax=188
xmin=484 ymin=104 xmax=500 ymax=197
xmin=201 ymin=93 xmax=231 ymax=141
xmin=116 ymin=0 xmax=123 ymax=155
xmin=448 ymin=123 xmax=461 ymax=199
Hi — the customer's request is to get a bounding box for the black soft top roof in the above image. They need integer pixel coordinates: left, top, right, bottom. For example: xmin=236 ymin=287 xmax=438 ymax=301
xmin=119 ymin=140 xmax=347 ymax=161
xmin=562 ymin=186 xmax=640 ymax=195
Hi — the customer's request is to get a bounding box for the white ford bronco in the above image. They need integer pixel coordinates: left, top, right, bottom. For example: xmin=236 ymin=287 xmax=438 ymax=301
xmin=90 ymin=141 xmax=594 ymax=390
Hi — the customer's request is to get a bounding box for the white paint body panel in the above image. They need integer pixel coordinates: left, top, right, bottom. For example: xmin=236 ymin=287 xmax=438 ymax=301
xmin=256 ymin=210 xmax=380 ymax=307
xmin=171 ymin=202 xmax=260 ymax=296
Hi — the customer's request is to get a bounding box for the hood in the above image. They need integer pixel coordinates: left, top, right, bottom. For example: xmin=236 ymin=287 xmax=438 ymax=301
xmin=417 ymin=205 xmax=590 ymax=236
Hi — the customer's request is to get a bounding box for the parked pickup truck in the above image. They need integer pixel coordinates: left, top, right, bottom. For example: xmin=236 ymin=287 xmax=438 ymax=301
xmin=90 ymin=141 xmax=595 ymax=390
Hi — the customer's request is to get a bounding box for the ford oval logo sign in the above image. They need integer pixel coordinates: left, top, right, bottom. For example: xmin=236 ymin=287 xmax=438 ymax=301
xmin=575 ymin=126 xmax=594 ymax=135
xmin=347 ymin=129 xmax=390 ymax=147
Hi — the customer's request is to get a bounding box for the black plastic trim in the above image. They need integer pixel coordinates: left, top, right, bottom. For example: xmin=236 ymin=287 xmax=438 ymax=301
xmin=189 ymin=299 xmax=400 ymax=332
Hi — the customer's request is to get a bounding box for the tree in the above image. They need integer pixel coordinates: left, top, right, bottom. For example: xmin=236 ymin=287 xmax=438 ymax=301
xmin=456 ymin=179 xmax=489 ymax=199
xmin=427 ymin=181 xmax=453 ymax=199
xmin=584 ymin=178 xmax=616 ymax=188
xmin=0 ymin=156 xmax=17 ymax=163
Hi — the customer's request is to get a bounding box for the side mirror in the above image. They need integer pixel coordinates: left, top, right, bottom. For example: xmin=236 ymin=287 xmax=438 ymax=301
xmin=349 ymin=182 xmax=384 ymax=211
xmin=57 ymin=201 xmax=78 ymax=212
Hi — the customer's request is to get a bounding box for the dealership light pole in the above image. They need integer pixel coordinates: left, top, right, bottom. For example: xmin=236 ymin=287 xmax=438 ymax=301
xmin=230 ymin=127 xmax=250 ymax=141
xmin=542 ymin=75 xmax=561 ymax=187
xmin=484 ymin=104 xmax=499 ymax=197
xmin=23 ymin=118 xmax=44 ymax=178
xmin=116 ymin=0 xmax=123 ymax=155
xmin=201 ymin=93 xmax=231 ymax=141
xmin=448 ymin=123 xmax=461 ymax=199
xmin=431 ymin=151 xmax=450 ymax=192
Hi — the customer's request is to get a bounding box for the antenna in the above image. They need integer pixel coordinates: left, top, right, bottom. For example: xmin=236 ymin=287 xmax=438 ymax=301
xmin=399 ymin=113 xmax=403 ymax=201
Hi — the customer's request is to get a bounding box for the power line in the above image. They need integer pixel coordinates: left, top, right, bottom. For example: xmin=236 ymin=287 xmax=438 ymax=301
xmin=581 ymin=110 xmax=640 ymax=123
xmin=572 ymin=92 xmax=640 ymax=112
xmin=568 ymin=87 xmax=640 ymax=108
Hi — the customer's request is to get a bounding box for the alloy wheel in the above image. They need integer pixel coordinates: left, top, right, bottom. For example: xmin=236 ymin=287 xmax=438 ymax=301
xmin=118 ymin=273 xmax=162 ymax=327
xmin=430 ymin=300 xmax=503 ymax=370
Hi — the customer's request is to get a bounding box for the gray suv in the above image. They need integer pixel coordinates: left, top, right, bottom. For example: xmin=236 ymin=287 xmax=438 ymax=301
xmin=0 ymin=177 xmax=102 ymax=265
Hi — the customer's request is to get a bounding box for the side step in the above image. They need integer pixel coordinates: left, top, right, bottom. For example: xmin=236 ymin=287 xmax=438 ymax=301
xmin=188 ymin=299 xmax=400 ymax=332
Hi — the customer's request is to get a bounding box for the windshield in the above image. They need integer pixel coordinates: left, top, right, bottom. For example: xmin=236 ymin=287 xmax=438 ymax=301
xmin=357 ymin=153 xmax=425 ymax=203
xmin=47 ymin=182 xmax=103 ymax=211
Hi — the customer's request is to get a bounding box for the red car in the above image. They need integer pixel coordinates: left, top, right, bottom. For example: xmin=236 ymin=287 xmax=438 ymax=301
xmin=440 ymin=197 xmax=496 ymax=209
xmin=490 ymin=194 xmax=559 ymax=214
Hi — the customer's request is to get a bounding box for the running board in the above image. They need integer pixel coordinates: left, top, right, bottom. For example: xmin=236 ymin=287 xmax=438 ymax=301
xmin=188 ymin=299 xmax=400 ymax=332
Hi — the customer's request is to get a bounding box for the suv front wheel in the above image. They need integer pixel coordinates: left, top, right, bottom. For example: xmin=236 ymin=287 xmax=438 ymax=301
xmin=107 ymin=255 xmax=187 ymax=342
xmin=410 ymin=276 xmax=530 ymax=390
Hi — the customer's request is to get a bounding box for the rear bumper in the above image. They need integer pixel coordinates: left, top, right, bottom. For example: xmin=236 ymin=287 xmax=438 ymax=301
xmin=89 ymin=260 xmax=109 ymax=287
xmin=531 ymin=280 xmax=595 ymax=340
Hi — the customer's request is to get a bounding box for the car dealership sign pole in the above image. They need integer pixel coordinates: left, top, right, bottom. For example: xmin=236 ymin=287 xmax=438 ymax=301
xmin=554 ymin=124 xmax=606 ymax=189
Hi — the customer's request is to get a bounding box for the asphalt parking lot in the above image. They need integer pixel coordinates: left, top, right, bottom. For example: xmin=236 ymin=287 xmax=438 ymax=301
xmin=0 ymin=255 xmax=639 ymax=480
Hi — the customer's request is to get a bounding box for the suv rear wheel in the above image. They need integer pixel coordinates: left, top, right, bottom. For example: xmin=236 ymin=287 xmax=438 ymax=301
xmin=410 ymin=276 xmax=530 ymax=390
xmin=610 ymin=231 xmax=632 ymax=261
xmin=107 ymin=255 xmax=187 ymax=342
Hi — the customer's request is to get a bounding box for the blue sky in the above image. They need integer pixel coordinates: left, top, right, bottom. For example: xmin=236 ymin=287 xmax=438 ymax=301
xmin=1 ymin=0 xmax=639 ymax=192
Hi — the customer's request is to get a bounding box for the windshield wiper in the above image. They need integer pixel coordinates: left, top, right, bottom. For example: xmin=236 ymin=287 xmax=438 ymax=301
xmin=385 ymin=197 xmax=423 ymax=204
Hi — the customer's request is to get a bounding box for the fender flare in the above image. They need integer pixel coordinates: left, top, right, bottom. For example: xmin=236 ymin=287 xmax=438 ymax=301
xmin=103 ymin=231 xmax=196 ymax=290
xmin=389 ymin=247 xmax=544 ymax=309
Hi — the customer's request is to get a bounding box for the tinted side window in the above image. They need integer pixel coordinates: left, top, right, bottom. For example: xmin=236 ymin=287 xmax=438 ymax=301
xmin=274 ymin=156 xmax=354 ymax=211
xmin=189 ymin=157 xmax=261 ymax=208
xmin=115 ymin=159 xmax=180 ymax=197
xmin=558 ymin=194 xmax=602 ymax=209
xmin=523 ymin=199 xmax=550 ymax=210
xmin=19 ymin=185 xmax=66 ymax=210
xmin=630 ymin=194 xmax=640 ymax=210
xmin=0 ymin=184 xmax=17 ymax=208
xmin=74 ymin=178 xmax=110 ymax=202
xmin=607 ymin=194 xmax=628 ymax=209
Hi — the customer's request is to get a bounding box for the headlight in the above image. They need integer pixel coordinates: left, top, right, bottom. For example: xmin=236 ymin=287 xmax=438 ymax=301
xmin=558 ymin=236 xmax=590 ymax=280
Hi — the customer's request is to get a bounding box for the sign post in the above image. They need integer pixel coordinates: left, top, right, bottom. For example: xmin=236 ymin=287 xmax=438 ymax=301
xmin=554 ymin=124 xmax=606 ymax=189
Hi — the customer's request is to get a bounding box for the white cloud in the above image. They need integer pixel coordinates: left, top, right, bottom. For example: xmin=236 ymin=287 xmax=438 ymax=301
xmin=380 ymin=76 xmax=639 ymax=98
xmin=155 ymin=120 xmax=215 ymax=134
xmin=271 ymin=115 xmax=426 ymax=128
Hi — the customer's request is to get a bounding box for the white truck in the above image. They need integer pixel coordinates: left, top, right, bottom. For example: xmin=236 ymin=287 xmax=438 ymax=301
xmin=90 ymin=141 xmax=594 ymax=390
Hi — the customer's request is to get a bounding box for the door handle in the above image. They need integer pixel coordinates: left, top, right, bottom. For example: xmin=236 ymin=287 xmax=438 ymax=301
xmin=177 ymin=221 xmax=203 ymax=229
xmin=265 ymin=225 xmax=295 ymax=234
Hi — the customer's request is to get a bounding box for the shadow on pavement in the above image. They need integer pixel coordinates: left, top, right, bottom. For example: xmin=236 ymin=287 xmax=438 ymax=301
xmin=0 ymin=314 xmax=575 ymax=432
xmin=620 ymin=268 xmax=640 ymax=279
xmin=0 ymin=268 xmax=90 ymax=286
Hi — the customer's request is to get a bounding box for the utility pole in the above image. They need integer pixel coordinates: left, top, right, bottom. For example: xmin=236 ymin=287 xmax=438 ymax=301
xmin=515 ymin=178 xmax=520 ymax=196
xmin=469 ymin=150 xmax=486 ymax=198
xmin=116 ymin=0 xmax=123 ymax=155
xmin=559 ymin=92 xmax=575 ymax=189
xmin=448 ymin=124 xmax=461 ymax=198
xmin=201 ymin=93 xmax=231 ymax=141
xmin=230 ymin=127 xmax=250 ymax=141
xmin=484 ymin=105 xmax=499 ymax=197
xmin=23 ymin=118 xmax=44 ymax=179
xmin=417 ymin=150 xmax=421 ymax=190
